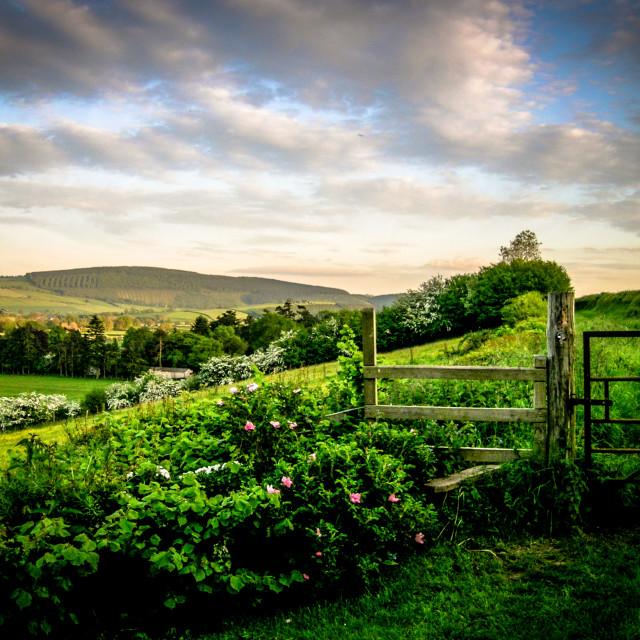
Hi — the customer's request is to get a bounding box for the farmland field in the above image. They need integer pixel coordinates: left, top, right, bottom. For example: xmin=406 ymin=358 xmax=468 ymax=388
xmin=0 ymin=374 xmax=116 ymax=401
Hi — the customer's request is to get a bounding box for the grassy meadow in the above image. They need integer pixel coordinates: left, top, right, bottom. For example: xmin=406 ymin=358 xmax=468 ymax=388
xmin=0 ymin=374 xmax=116 ymax=401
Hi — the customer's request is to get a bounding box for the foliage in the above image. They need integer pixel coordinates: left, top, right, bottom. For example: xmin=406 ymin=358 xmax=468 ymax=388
xmin=465 ymin=259 xmax=572 ymax=328
xmin=0 ymin=381 xmax=440 ymax=637
xmin=499 ymin=229 xmax=542 ymax=263
xmin=442 ymin=459 xmax=588 ymax=539
xmin=0 ymin=393 xmax=81 ymax=432
xmin=103 ymin=373 xmax=186 ymax=411
xmin=197 ymin=344 xmax=285 ymax=387
xmin=501 ymin=291 xmax=547 ymax=326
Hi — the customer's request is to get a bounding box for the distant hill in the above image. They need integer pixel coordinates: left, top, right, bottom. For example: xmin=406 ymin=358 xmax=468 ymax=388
xmin=0 ymin=266 xmax=375 ymax=314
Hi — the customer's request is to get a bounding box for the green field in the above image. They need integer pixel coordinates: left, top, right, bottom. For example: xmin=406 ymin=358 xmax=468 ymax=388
xmin=0 ymin=374 xmax=116 ymax=401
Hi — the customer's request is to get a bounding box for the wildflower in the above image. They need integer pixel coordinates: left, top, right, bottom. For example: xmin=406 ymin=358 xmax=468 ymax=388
xmin=315 ymin=528 xmax=322 ymax=537
xmin=244 ymin=421 xmax=256 ymax=431
xmin=388 ymin=493 xmax=400 ymax=503
xmin=315 ymin=551 xmax=322 ymax=557
xmin=302 ymin=574 xmax=310 ymax=581
xmin=308 ymin=452 xmax=316 ymax=462
xmin=288 ymin=421 xmax=297 ymax=429
xmin=281 ymin=476 xmax=293 ymax=488
xmin=247 ymin=383 xmax=259 ymax=393
xmin=230 ymin=387 xmax=239 ymax=394
xmin=350 ymin=493 xmax=361 ymax=504
xmin=409 ymin=428 xmax=416 ymax=434
xmin=414 ymin=532 xmax=425 ymax=544
xmin=217 ymin=400 xmax=224 ymax=406
xmin=270 ymin=420 xmax=280 ymax=428
xmin=267 ymin=485 xmax=280 ymax=494
xmin=155 ymin=465 xmax=171 ymax=480
xmin=293 ymin=388 xmax=301 ymax=393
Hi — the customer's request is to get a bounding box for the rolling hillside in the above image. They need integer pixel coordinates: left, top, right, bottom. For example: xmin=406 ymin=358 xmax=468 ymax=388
xmin=0 ymin=266 xmax=375 ymax=315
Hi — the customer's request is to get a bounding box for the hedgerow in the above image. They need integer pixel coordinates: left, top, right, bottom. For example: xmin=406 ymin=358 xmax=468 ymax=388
xmin=0 ymin=376 xmax=444 ymax=638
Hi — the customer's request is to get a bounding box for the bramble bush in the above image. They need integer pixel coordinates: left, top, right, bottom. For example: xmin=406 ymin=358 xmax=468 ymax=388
xmin=0 ymin=373 xmax=441 ymax=638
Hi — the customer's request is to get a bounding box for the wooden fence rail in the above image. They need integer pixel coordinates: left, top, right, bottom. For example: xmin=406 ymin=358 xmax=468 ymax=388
xmin=361 ymin=292 xmax=576 ymax=463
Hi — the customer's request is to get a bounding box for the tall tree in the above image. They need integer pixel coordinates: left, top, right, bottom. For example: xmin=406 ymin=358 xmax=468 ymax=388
xmin=86 ymin=315 xmax=108 ymax=377
xmin=499 ymin=230 xmax=542 ymax=263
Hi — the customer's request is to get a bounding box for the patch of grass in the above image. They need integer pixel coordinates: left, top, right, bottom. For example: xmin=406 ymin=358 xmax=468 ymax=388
xmin=0 ymin=374 xmax=117 ymax=401
xmin=185 ymin=532 xmax=640 ymax=640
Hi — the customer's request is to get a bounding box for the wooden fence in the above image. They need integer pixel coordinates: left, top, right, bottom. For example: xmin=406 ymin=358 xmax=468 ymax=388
xmin=360 ymin=292 xmax=576 ymax=464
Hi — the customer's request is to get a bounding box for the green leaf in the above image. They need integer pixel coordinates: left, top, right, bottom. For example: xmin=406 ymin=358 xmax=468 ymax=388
xmin=229 ymin=575 xmax=244 ymax=592
xmin=12 ymin=588 xmax=33 ymax=610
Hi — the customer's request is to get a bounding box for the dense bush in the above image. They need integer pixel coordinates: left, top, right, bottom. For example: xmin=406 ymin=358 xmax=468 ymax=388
xmin=0 ymin=393 xmax=81 ymax=432
xmin=0 ymin=378 xmax=441 ymax=637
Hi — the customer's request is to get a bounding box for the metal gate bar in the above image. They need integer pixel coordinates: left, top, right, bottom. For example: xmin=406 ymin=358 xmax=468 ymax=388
xmin=584 ymin=331 xmax=640 ymax=467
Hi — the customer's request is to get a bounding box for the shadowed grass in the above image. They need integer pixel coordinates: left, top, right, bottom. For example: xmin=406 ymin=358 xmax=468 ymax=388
xmin=185 ymin=532 xmax=640 ymax=640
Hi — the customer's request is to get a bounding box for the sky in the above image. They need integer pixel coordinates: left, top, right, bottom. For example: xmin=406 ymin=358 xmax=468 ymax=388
xmin=0 ymin=0 xmax=639 ymax=297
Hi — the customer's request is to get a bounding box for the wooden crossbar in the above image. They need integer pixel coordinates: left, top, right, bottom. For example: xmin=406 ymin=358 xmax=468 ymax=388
xmin=364 ymin=405 xmax=546 ymax=423
xmin=426 ymin=465 xmax=501 ymax=493
xmin=364 ymin=365 xmax=545 ymax=382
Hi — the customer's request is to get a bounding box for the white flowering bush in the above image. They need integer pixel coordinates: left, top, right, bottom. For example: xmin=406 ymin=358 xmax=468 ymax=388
xmin=198 ymin=344 xmax=285 ymax=388
xmin=0 ymin=393 xmax=79 ymax=432
xmin=104 ymin=382 xmax=138 ymax=411
xmin=137 ymin=375 xmax=185 ymax=404
xmin=104 ymin=373 xmax=186 ymax=410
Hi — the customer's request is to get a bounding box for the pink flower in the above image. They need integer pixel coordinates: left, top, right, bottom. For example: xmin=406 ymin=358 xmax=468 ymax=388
xmin=388 ymin=493 xmax=400 ymax=503
xmin=315 ymin=528 xmax=322 ymax=537
xmin=267 ymin=485 xmax=280 ymax=494
xmin=315 ymin=551 xmax=322 ymax=557
xmin=270 ymin=420 xmax=280 ymax=428
xmin=229 ymin=387 xmax=239 ymax=394
xmin=414 ymin=532 xmax=425 ymax=545
xmin=349 ymin=493 xmax=361 ymax=504
xmin=281 ymin=476 xmax=293 ymax=488
xmin=302 ymin=574 xmax=310 ymax=580
xmin=288 ymin=421 xmax=297 ymax=429
xmin=216 ymin=400 xmax=224 ymax=406
xmin=409 ymin=428 xmax=416 ymax=434
xmin=244 ymin=421 xmax=256 ymax=431
xmin=247 ymin=383 xmax=259 ymax=392
xmin=308 ymin=452 xmax=316 ymax=462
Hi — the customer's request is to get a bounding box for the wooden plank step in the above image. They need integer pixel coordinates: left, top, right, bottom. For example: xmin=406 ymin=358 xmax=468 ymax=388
xmin=426 ymin=465 xmax=501 ymax=494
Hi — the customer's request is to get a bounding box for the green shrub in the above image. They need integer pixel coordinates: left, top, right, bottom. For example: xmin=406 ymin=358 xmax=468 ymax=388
xmin=81 ymin=387 xmax=107 ymax=415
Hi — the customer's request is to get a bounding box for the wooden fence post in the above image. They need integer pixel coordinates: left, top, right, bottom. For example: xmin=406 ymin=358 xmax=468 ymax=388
xmin=546 ymin=292 xmax=576 ymax=461
xmin=362 ymin=308 xmax=378 ymax=409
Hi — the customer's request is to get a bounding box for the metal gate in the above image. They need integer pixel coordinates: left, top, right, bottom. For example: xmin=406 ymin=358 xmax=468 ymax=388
xmin=583 ymin=331 xmax=640 ymax=467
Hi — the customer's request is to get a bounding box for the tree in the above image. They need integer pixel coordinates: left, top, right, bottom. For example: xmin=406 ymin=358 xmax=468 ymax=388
xmin=86 ymin=315 xmax=108 ymax=378
xmin=274 ymin=299 xmax=296 ymax=319
xmin=191 ymin=315 xmax=211 ymax=337
xmin=120 ymin=327 xmax=153 ymax=377
xmin=465 ymin=259 xmax=572 ymax=327
xmin=210 ymin=309 xmax=240 ymax=331
xmin=499 ymin=230 xmax=542 ymax=263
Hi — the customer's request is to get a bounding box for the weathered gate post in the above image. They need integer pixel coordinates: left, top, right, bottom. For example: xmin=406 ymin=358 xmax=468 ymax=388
xmin=362 ymin=308 xmax=378 ymax=410
xmin=546 ymin=292 xmax=576 ymax=461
